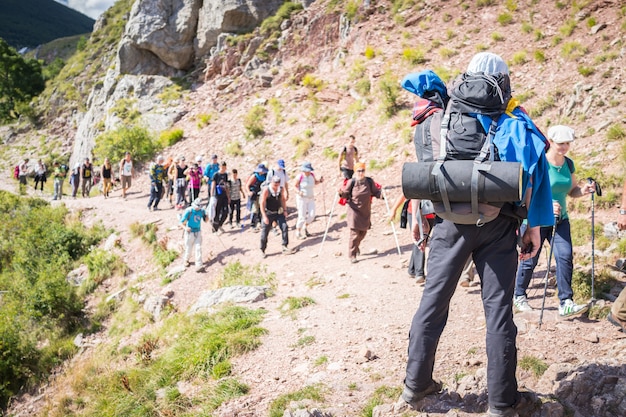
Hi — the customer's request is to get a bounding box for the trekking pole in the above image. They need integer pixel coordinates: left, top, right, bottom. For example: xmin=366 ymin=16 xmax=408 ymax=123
xmin=321 ymin=178 xmax=327 ymax=217
xmin=381 ymin=187 xmax=402 ymax=256
xmin=587 ymin=177 xmax=602 ymax=302
xmin=314 ymin=192 xmax=339 ymax=258
xmin=539 ymin=216 xmax=559 ymax=329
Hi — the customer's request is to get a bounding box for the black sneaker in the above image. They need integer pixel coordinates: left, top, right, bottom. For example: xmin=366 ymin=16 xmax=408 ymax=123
xmin=487 ymin=390 xmax=541 ymax=417
xmin=401 ymin=380 xmax=442 ymax=410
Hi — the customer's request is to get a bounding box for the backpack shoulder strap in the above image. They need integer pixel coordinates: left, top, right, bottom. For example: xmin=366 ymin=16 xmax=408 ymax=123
xmin=564 ymin=156 xmax=574 ymax=173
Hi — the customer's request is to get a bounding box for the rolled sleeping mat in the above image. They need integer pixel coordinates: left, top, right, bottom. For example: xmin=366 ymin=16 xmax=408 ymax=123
xmin=402 ymin=161 xmax=522 ymax=203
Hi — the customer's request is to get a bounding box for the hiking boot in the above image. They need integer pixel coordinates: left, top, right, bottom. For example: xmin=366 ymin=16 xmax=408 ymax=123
xmin=260 ymin=249 xmax=267 ymax=259
xmin=607 ymin=312 xmax=626 ymax=332
xmin=415 ymin=275 xmax=425 ymax=284
xmin=350 ymin=257 xmax=358 ymax=264
xmin=184 ymin=260 xmax=191 ymax=268
xmin=282 ymin=245 xmax=293 ymax=254
xmin=401 ymin=380 xmax=442 ymax=410
xmin=559 ymin=299 xmax=588 ymax=318
xmin=487 ymin=390 xmax=541 ymax=417
xmin=514 ymin=295 xmax=534 ymax=312
xmin=273 ymin=227 xmax=280 ymax=236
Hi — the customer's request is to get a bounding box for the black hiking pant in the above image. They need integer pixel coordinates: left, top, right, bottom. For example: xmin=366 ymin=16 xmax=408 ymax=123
xmin=260 ymin=212 xmax=288 ymax=252
xmin=229 ymin=199 xmax=241 ymax=225
xmin=148 ymin=183 xmax=163 ymax=209
xmin=404 ymin=215 xmax=519 ymax=410
xmin=212 ymin=196 xmax=229 ymax=232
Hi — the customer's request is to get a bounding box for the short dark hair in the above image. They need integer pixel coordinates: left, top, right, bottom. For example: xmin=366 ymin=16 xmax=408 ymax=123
xmin=221 ymin=161 xmax=227 ymax=166
xmin=232 ymin=169 xmax=238 ymax=174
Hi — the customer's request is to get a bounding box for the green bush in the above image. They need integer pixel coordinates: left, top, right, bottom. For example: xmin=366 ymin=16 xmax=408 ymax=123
xmin=159 ymin=128 xmax=184 ymax=148
xmin=260 ymin=2 xmax=303 ymax=35
xmin=244 ymin=105 xmax=267 ymax=140
xmin=378 ymin=71 xmax=400 ymax=118
xmin=402 ymin=47 xmax=426 ymax=65
xmin=93 ymin=125 xmax=160 ymax=165
xmin=0 ymin=191 xmax=106 ymax=408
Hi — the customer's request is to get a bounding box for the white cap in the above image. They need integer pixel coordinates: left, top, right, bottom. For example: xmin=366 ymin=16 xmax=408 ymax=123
xmin=196 ymin=155 xmax=203 ymax=162
xmin=548 ymin=125 xmax=575 ymax=143
xmin=467 ymin=52 xmax=509 ymax=75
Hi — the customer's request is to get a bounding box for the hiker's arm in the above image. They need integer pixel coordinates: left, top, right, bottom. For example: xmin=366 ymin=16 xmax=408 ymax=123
xmin=568 ymin=173 xmax=594 ymax=198
xmin=281 ymin=189 xmax=287 ymax=213
xmin=260 ymin=189 xmax=269 ymax=224
xmin=519 ymin=187 xmax=540 ymax=260
xmin=337 ymin=150 xmax=345 ymax=169
xmin=411 ymin=200 xmax=431 ymax=251
xmin=389 ymin=195 xmax=405 ymax=222
xmin=619 ymin=180 xmax=626 ymax=231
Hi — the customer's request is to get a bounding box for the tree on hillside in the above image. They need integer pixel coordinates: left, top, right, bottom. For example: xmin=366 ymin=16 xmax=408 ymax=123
xmin=0 ymin=38 xmax=45 ymax=123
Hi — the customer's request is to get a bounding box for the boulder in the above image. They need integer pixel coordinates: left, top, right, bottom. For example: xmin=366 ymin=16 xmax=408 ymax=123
xmin=195 ymin=0 xmax=285 ymax=58
xmin=119 ymin=0 xmax=201 ymax=74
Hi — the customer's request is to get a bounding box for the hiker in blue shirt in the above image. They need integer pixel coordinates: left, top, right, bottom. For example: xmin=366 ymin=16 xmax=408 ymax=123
xmin=401 ymin=52 xmax=552 ymax=417
xmin=180 ymin=198 xmax=208 ymax=272
xmin=203 ymin=154 xmax=220 ymax=198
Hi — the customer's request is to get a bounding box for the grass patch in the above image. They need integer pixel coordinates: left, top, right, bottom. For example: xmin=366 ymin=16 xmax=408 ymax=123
xmin=518 ymin=355 xmax=548 ymax=378
xmin=80 ymin=249 xmax=128 ymax=296
xmin=314 ymin=356 xmax=328 ymax=366
xmin=269 ymin=384 xmax=326 ymax=417
xmin=402 ymin=47 xmax=426 ymax=65
xmin=607 ymin=124 xmax=626 ymax=141
xmin=48 ymin=306 xmax=266 ymax=416
xmin=294 ymin=335 xmax=316 ymax=347
xmin=196 ymin=113 xmax=212 ymax=129
xmin=361 ymin=385 xmax=402 ymax=417
xmin=224 ymin=140 xmax=244 ymax=157
xmin=159 ymin=128 xmax=184 ymax=148
xmin=216 ymin=260 xmax=277 ymax=288
xmin=322 ymin=146 xmax=339 ymax=160
xmin=280 ymin=296 xmax=316 ymax=314
xmin=244 ymin=105 xmax=267 ymax=140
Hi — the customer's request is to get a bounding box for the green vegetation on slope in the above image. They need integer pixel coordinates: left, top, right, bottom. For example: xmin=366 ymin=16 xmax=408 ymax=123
xmin=0 ymin=190 xmax=108 ymax=408
xmin=0 ymin=0 xmax=94 ymax=49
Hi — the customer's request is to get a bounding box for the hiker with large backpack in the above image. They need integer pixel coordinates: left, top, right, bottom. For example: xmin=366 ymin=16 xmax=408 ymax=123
xmin=338 ymin=162 xmax=381 ymax=264
xmin=513 ymin=125 xmax=595 ymax=317
xmin=400 ymin=53 xmax=553 ymax=416
xmin=245 ymin=163 xmax=268 ymax=231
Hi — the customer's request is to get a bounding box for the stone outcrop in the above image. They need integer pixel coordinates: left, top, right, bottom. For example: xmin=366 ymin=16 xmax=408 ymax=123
xmin=118 ymin=0 xmax=293 ymax=75
xmin=70 ymin=70 xmax=185 ymax=167
xmin=118 ymin=0 xmax=201 ymax=75
xmin=71 ymin=0 xmax=316 ymax=166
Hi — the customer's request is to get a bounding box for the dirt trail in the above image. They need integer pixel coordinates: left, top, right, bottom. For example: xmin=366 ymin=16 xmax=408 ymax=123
xmin=4 ymin=173 xmax=625 ymax=416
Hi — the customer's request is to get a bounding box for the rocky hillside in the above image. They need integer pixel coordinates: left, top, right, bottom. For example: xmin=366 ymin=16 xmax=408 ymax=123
xmin=3 ymin=0 xmax=626 ymax=416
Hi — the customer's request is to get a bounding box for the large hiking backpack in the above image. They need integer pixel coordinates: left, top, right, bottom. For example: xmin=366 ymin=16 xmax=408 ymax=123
xmin=13 ymin=165 xmax=19 ymax=179
xmin=402 ymin=71 xmax=525 ymax=225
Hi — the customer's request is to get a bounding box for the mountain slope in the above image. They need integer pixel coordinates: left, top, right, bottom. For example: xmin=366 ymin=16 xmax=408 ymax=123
xmin=0 ymin=0 xmax=94 ymax=49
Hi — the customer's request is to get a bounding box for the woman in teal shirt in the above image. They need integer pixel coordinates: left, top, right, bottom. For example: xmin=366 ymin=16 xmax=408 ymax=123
xmin=514 ymin=125 xmax=596 ymax=317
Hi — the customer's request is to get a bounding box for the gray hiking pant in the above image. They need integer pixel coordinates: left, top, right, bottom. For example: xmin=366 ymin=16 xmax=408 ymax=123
xmin=405 ymin=215 xmax=519 ymax=410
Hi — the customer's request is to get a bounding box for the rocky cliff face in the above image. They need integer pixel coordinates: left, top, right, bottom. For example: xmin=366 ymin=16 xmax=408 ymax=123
xmin=70 ymin=0 xmax=314 ymax=167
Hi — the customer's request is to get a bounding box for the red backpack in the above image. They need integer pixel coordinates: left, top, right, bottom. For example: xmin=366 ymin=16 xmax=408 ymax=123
xmin=13 ymin=165 xmax=19 ymax=179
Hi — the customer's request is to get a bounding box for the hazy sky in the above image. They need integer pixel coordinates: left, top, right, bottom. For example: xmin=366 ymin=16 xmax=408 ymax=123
xmin=55 ymin=0 xmax=117 ymax=20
